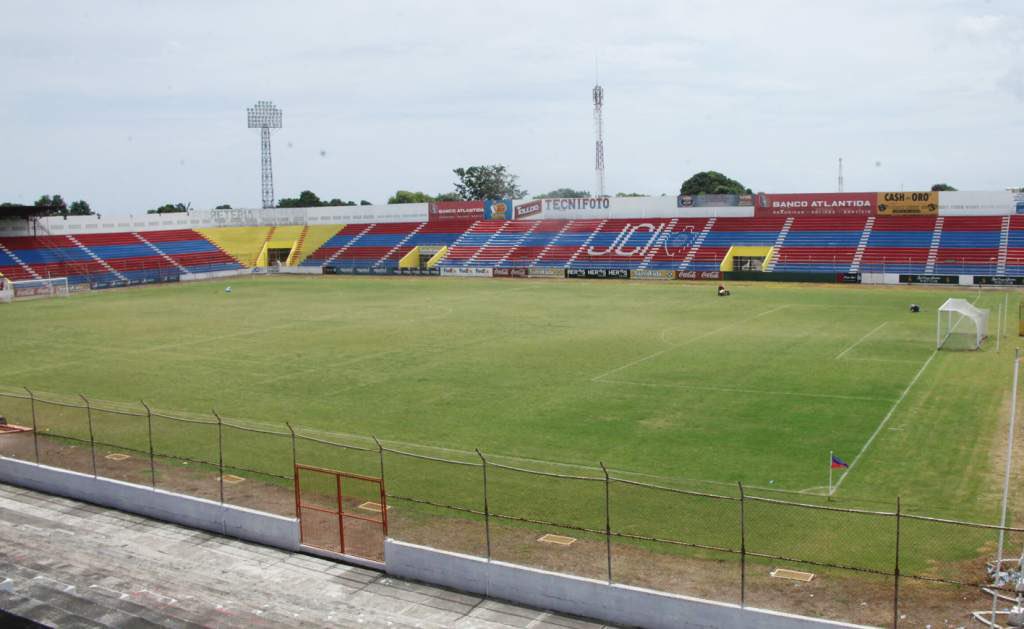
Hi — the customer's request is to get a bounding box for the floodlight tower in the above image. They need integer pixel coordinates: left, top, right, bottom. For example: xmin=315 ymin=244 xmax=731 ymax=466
xmin=593 ymin=78 xmax=606 ymax=198
xmin=837 ymin=157 xmax=844 ymax=193
xmin=247 ymin=101 xmax=283 ymax=209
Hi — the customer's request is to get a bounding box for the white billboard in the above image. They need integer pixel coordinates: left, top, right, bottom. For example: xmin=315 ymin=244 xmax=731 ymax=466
xmin=938 ymin=191 xmax=1015 ymax=216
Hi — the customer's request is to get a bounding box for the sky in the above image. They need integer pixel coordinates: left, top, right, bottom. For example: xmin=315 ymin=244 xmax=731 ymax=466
xmin=1 ymin=0 xmax=1022 ymax=216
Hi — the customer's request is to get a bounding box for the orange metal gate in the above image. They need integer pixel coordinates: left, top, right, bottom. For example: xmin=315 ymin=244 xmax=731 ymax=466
xmin=293 ymin=464 xmax=388 ymax=563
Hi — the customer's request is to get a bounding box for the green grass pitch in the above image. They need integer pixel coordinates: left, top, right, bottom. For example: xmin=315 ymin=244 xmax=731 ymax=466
xmin=0 ymin=275 xmax=1016 ymax=522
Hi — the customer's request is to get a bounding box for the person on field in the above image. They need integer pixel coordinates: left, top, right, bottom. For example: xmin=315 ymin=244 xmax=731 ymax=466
xmin=717 ymin=284 xmax=730 ymax=297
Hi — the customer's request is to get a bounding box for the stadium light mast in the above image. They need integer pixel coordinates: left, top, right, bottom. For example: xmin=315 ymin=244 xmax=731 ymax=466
xmin=593 ymin=67 xmax=606 ymax=198
xmin=247 ymin=101 xmax=283 ymax=209
xmin=837 ymin=157 xmax=844 ymax=193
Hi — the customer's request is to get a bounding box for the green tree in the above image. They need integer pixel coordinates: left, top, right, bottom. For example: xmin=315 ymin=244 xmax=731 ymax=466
xmin=679 ymin=171 xmax=750 ymax=196
xmin=34 ymin=194 xmax=68 ymax=216
xmin=453 ymin=165 xmax=526 ymax=200
xmin=434 ymin=192 xmax=461 ymax=202
xmin=215 ymin=204 xmax=232 ymax=209
xmin=327 ymin=198 xmax=356 ymax=206
xmin=931 ymin=183 xmax=957 ymax=191
xmin=615 ymin=192 xmax=646 ymax=197
xmin=534 ymin=188 xmax=589 ymax=199
xmin=68 ymin=200 xmax=93 ymax=216
xmin=278 ymin=190 xmax=323 ymax=208
xmin=360 ymin=200 xmax=372 ymax=206
xmin=147 ymin=203 xmax=188 ymax=214
xmin=388 ymin=190 xmax=434 ymax=204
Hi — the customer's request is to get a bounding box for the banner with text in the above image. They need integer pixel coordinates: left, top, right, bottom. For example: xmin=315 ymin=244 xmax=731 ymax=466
xmin=755 ymin=193 xmax=876 ymax=217
xmin=877 ymin=192 xmax=938 ymax=216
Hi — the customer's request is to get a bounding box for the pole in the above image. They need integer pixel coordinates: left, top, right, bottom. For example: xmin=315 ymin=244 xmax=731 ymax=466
xmin=995 ymin=349 xmax=1020 ymax=586
xmin=288 ymin=423 xmax=301 ymax=523
xmin=286 ymin=421 xmax=297 ymax=472
xmin=25 ymin=387 xmax=39 ymax=464
xmin=828 ymin=450 xmax=833 ymax=500
xmin=997 ymin=301 xmax=1003 ymax=352
xmin=476 ymin=449 xmax=491 ymax=561
xmin=80 ymin=394 xmax=97 ymax=477
xmin=213 ymin=410 xmax=224 ymax=505
xmin=893 ymin=496 xmax=901 ymax=628
xmin=141 ymin=400 xmax=156 ymax=488
xmin=600 ymin=462 xmax=612 ymax=584
xmin=1004 ymin=292 xmax=1010 ymax=340
xmin=738 ymin=481 xmax=747 ymax=608
xmin=372 ymin=435 xmax=385 ymax=479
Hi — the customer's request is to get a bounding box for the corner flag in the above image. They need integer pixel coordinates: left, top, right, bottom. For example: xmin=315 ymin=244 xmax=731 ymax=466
xmin=831 ymin=454 xmax=849 ymax=469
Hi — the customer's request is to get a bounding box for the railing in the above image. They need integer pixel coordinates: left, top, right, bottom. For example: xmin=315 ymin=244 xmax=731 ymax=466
xmin=0 ymin=385 xmax=1017 ymax=627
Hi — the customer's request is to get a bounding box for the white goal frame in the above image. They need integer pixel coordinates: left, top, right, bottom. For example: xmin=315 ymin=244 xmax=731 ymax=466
xmin=7 ymin=277 xmax=70 ymax=302
xmin=936 ymin=298 xmax=989 ymax=350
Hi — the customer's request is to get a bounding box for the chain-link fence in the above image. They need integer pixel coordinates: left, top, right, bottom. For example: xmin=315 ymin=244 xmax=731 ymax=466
xmin=0 ymin=385 xmax=1015 ymax=627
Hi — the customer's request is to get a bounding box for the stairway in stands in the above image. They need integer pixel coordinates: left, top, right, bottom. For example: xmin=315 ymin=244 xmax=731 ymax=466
xmin=849 ymin=216 xmax=876 ymax=273
xmin=286 ymin=225 xmax=310 ymax=266
xmin=321 ymin=224 xmax=375 ymax=266
xmin=763 ymin=217 xmax=794 ymax=272
xmin=67 ymin=235 xmax=129 ymax=283
xmin=678 ymin=217 xmax=716 ymax=271
xmin=924 ymin=217 xmax=945 ymax=274
xmin=0 ymin=242 xmax=41 ymax=280
xmin=565 ymin=219 xmax=608 ymax=267
xmin=997 ymin=215 xmax=1011 ymax=276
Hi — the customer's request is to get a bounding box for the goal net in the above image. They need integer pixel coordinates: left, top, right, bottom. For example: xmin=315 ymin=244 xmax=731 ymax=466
xmin=936 ymin=298 xmax=989 ymax=350
xmin=8 ymin=277 xmax=70 ymax=302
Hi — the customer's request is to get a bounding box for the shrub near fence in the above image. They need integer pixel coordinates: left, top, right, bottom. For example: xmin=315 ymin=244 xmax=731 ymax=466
xmin=0 ymin=386 xmax=1010 ymax=627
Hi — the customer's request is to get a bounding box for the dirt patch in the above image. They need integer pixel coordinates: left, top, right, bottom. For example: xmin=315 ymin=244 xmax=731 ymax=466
xmin=0 ymin=432 xmax=997 ymax=626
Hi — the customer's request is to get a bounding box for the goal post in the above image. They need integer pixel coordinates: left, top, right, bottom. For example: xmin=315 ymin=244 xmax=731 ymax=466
xmin=937 ymin=298 xmax=989 ymax=350
xmin=8 ymin=277 xmax=70 ymax=302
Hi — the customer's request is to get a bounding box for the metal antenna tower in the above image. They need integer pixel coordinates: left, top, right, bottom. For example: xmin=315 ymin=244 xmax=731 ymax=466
xmin=837 ymin=157 xmax=844 ymax=193
xmin=247 ymin=101 xmax=283 ymax=209
xmin=593 ymin=67 xmax=606 ymax=198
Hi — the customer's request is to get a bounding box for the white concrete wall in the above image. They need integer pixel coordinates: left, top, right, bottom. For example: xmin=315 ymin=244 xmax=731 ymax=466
xmin=385 ymin=540 xmax=867 ymax=629
xmin=938 ymin=191 xmax=1016 ymax=216
xmin=0 ymin=457 xmax=299 ymax=551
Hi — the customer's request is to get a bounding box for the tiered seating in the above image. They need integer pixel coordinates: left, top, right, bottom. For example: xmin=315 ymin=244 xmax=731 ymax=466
xmin=772 ymin=216 xmax=867 ymax=273
xmin=300 ymin=224 xmax=371 ymax=267
xmin=0 ymin=246 xmax=36 ymax=280
xmin=572 ymin=219 xmax=673 ymax=269
xmin=468 ymin=221 xmax=536 ymax=267
xmin=644 ymin=219 xmax=710 ymax=270
xmin=330 ymin=222 xmax=423 ymax=269
xmin=140 ymin=230 xmax=242 ymax=273
xmin=497 ymin=220 xmax=565 ymax=267
xmin=858 ymin=216 xmax=936 ymax=274
xmin=689 ymin=217 xmax=787 ymax=271
xmin=533 ymin=220 xmax=604 ymax=267
xmin=932 ymin=216 xmax=1002 ymax=275
xmin=74 ymin=232 xmax=172 ymax=282
xmin=440 ymin=221 xmax=503 ymax=267
xmin=0 ymin=235 xmax=109 ymax=284
xmin=1007 ymin=216 xmax=1024 ymax=276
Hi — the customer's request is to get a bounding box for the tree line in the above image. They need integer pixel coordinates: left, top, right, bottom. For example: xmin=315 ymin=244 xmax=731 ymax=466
xmin=3 ymin=172 xmax=962 ymax=217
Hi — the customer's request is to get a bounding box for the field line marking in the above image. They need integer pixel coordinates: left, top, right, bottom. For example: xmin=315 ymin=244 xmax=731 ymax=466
xmin=830 ymin=350 xmax=937 ymax=494
xmin=834 ymin=321 xmax=887 ymax=360
xmin=600 ymin=379 xmax=894 ymax=403
xmin=840 ymin=357 xmax=922 ymax=364
xmin=591 ymin=304 xmax=789 ymax=382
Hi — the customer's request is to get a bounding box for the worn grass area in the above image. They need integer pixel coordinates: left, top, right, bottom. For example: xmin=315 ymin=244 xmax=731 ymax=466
xmin=0 ymin=275 xmax=1016 ymax=525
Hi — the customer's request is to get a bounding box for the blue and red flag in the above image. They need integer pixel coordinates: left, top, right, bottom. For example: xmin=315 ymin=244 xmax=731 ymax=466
xmin=831 ymin=454 xmax=849 ymax=469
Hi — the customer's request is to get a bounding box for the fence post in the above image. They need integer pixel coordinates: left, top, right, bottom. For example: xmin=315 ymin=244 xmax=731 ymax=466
xmin=80 ymin=394 xmax=97 ymax=477
xmin=893 ymin=496 xmax=901 ymax=628
xmin=599 ymin=461 xmax=612 ymax=584
xmin=24 ymin=387 xmax=39 ymax=464
xmin=286 ymin=422 xmax=299 ymax=519
xmin=213 ymin=410 xmax=224 ymax=505
xmin=738 ymin=481 xmax=746 ymax=609
xmin=372 ymin=435 xmax=385 ymax=480
xmin=140 ymin=401 xmax=156 ymax=488
xmin=476 ymin=449 xmax=491 ymax=561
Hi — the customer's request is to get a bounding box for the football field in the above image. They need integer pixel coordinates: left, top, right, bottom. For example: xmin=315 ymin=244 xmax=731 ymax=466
xmin=0 ymin=275 xmax=1016 ymax=519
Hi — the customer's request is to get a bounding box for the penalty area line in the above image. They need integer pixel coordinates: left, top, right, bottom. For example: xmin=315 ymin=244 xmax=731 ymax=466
xmin=830 ymin=350 xmax=937 ymax=495
xmin=834 ymin=321 xmax=887 ymax=360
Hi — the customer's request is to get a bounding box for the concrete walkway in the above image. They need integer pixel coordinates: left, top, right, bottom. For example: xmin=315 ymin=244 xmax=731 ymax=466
xmin=0 ymin=483 xmax=616 ymax=628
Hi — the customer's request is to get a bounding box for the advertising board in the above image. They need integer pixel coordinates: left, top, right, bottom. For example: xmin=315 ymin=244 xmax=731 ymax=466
xmin=754 ymin=193 xmax=876 ymax=217
xmin=441 ymin=267 xmax=493 ymax=277
xmin=878 ymin=192 xmax=938 ymax=216
xmin=676 ymin=270 xmax=721 ymax=280
xmin=974 ymin=276 xmax=1024 ymax=286
xmin=632 ymin=269 xmax=676 ymax=280
xmin=899 ymin=274 xmax=958 ymax=284
xmin=836 ymin=272 xmax=862 ymax=284
xmin=528 ymin=267 xmax=565 ymax=278
xmin=938 ymin=191 xmax=1015 ymax=216
xmin=677 ymin=194 xmax=753 ymax=208
xmin=429 ymin=201 xmax=485 ymax=221
xmin=514 ymin=200 xmax=543 ymax=220
xmin=566 ymin=268 xmax=630 ymax=279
